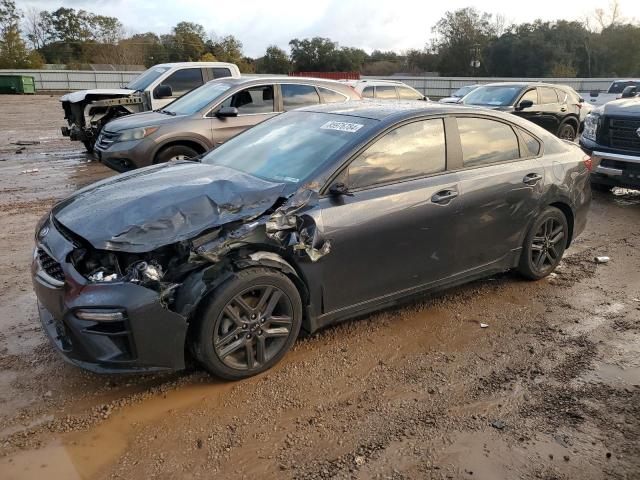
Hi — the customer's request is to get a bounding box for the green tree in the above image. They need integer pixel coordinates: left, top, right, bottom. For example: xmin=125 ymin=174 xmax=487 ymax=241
xmin=255 ymin=45 xmax=291 ymax=74
xmin=289 ymin=37 xmax=365 ymax=72
xmin=167 ymin=21 xmax=206 ymax=61
xmin=0 ymin=0 xmax=41 ymax=68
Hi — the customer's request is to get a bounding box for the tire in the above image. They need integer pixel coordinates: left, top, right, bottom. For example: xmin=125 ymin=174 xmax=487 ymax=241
xmin=518 ymin=206 xmax=569 ymax=280
xmin=83 ymin=139 xmax=95 ymax=153
xmin=591 ymin=182 xmax=613 ymax=193
xmin=154 ymin=145 xmax=199 ymax=164
xmin=193 ymin=267 xmax=302 ymax=380
xmin=557 ymin=122 xmax=576 ymax=141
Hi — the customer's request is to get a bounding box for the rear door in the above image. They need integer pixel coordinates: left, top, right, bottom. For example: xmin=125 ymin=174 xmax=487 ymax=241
xmin=317 ymin=117 xmax=461 ymax=312
xmin=537 ymin=87 xmax=562 ymax=134
xmin=209 ymin=84 xmax=277 ymax=147
xmin=452 ymin=116 xmax=545 ymax=274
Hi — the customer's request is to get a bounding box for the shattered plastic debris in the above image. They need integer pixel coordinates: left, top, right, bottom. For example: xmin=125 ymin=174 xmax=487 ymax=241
xmin=12 ymin=140 xmax=40 ymax=146
xmin=21 ymin=168 xmax=39 ymax=174
xmin=594 ymin=256 xmax=610 ymax=264
xmin=491 ymin=420 xmax=506 ymax=430
xmin=480 ymin=323 xmax=489 ymax=328
xmin=88 ymin=270 xmax=119 ymax=282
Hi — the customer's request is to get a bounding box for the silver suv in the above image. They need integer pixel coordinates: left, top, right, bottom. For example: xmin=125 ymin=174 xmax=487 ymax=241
xmin=95 ymin=77 xmax=361 ymax=172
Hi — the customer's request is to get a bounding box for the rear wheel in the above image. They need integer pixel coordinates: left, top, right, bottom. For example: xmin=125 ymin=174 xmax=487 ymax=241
xmin=557 ymin=122 xmax=576 ymax=141
xmin=193 ymin=268 xmax=302 ymax=380
xmin=154 ymin=145 xmax=199 ymax=164
xmin=518 ymin=206 xmax=568 ymax=280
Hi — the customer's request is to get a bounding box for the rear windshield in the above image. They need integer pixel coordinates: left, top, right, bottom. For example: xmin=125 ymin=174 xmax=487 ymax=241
xmin=201 ymin=111 xmax=376 ymax=185
xmin=126 ymin=67 xmax=170 ymax=91
xmin=164 ymin=81 xmax=232 ymax=115
xmin=463 ymin=85 xmax=522 ymax=106
xmin=607 ymin=81 xmax=640 ymax=94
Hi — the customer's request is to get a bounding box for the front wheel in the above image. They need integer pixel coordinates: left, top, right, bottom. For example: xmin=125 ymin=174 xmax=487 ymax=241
xmin=154 ymin=145 xmax=198 ymax=164
xmin=193 ymin=268 xmax=302 ymax=380
xmin=518 ymin=206 xmax=568 ymax=280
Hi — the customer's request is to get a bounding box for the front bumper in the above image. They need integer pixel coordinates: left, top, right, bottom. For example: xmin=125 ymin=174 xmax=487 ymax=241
xmin=31 ymin=222 xmax=188 ymax=374
xmin=95 ymin=134 xmax=152 ymax=172
xmin=580 ymin=138 xmax=640 ymax=189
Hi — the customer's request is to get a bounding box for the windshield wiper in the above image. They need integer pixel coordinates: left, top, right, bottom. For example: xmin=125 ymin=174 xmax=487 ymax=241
xmin=157 ymin=109 xmax=176 ymax=116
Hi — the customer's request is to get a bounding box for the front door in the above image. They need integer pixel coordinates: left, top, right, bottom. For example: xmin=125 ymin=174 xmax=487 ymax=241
xmin=209 ymin=85 xmax=278 ymax=147
xmin=316 ymin=118 xmax=461 ymax=313
xmin=151 ymin=68 xmax=205 ymax=109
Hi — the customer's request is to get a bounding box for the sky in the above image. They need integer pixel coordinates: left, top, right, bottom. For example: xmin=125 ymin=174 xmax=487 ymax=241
xmin=19 ymin=0 xmax=640 ymax=57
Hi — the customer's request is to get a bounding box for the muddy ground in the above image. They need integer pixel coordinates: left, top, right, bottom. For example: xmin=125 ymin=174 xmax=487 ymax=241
xmin=0 ymin=95 xmax=638 ymax=480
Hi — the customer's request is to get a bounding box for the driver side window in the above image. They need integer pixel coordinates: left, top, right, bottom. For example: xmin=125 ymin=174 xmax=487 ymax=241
xmin=220 ymin=85 xmax=275 ymax=115
xmin=160 ymin=68 xmax=204 ymax=97
xmin=520 ymin=89 xmax=538 ymax=104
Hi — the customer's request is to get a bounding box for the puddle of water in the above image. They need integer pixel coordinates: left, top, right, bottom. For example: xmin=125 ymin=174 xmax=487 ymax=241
xmin=0 ymin=380 xmax=234 ymax=480
xmin=584 ymin=362 xmax=640 ymax=387
xmin=0 ymin=440 xmax=81 ymax=480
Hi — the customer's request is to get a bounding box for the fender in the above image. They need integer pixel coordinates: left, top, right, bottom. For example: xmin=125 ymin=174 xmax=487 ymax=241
xmin=150 ymin=135 xmax=212 ymax=159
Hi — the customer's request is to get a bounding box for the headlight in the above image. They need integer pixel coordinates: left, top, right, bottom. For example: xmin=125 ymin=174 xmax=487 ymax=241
xmin=582 ymin=114 xmax=600 ymax=141
xmin=117 ymin=126 xmax=159 ymax=142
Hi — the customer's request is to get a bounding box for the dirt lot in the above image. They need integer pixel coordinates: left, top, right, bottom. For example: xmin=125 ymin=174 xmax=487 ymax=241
xmin=0 ymin=95 xmax=638 ymax=480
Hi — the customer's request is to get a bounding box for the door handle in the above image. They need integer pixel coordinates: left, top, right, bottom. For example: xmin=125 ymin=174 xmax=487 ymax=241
xmin=523 ymin=173 xmax=543 ymax=185
xmin=431 ymin=189 xmax=458 ymax=204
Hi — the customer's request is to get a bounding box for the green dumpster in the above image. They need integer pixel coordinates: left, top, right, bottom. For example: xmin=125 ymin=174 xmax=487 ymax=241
xmin=0 ymin=75 xmax=36 ymax=94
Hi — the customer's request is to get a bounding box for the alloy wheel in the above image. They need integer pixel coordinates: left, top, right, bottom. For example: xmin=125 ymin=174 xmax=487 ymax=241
xmin=170 ymin=154 xmax=189 ymax=161
xmin=559 ymin=125 xmax=575 ymax=141
xmin=530 ymin=218 xmax=565 ymax=273
xmin=213 ymin=285 xmax=294 ymax=371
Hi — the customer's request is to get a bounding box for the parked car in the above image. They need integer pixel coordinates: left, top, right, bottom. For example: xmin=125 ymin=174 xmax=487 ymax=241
xmin=33 ymin=101 xmax=591 ymax=379
xmin=584 ymin=79 xmax=640 ymax=107
xmin=61 ymin=62 xmax=241 ymax=152
xmin=579 ymin=96 xmax=640 ymax=191
xmin=439 ymin=84 xmax=481 ymax=103
xmin=462 ymin=82 xmax=584 ymax=140
xmin=95 ymin=76 xmax=360 ymax=172
xmin=341 ymin=79 xmax=428 ymax=101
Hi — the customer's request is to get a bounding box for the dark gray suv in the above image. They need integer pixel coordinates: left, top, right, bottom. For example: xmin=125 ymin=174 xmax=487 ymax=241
xmin=94 ymin=77 xmax=361 ymax=172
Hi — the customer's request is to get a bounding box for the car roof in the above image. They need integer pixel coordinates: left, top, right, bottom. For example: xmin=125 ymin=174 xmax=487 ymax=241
xmin=208 ymin=76 xmax=351 ymax=87
xmin=299 ymin=100 xmax=490 ymax=121
xmin=154 ymin=62 xmax=238 ymax=68
xmin=353 ymin=79 xmax=411 ymax=86
xmin=479 ymin=82 xmax=574 ymax=90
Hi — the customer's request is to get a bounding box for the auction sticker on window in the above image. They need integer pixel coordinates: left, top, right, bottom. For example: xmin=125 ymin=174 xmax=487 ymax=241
xmin=321 ymin=121 xmax=364 ymax=133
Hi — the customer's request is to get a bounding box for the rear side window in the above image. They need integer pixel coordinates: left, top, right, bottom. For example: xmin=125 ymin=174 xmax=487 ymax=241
xmin=348 ymin=119 xmax=446 ymax=189
xmin=318 ymin=87 xmax=348 ymax=103
xmin=362 ymin=86 xmax=374 ymax=98
xmin=208 ymin=68 xmax=232 ymax=79
xmin=457 ymin=117 xmax=520 ymax=167
xmin=555 ymin=89 xmax=568 ymax=102
xmin=518 ymin=128 xmax=541 ymax=156
xmin=375 ymin=86 xmax=398 ymax=100
xmin=397 ymin=86 xmax=422 ymax=100
xmin=539 ymin=87 xmax=559 ymax=104
xmin=162 ymin=68 xmax=204 ymax=96
xmin=221 ymin=85 xmax=275 ymax=114
xmin=282 ymin=84 xmax=320 ymax=110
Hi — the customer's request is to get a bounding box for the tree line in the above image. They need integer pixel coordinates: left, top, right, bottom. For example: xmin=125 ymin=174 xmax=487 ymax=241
xmin=0 ymin=0 xmax=638 ymax=78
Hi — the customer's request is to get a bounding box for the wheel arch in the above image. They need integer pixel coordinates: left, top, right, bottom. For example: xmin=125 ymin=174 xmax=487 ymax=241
xmin=559 ymin=115 xmax=579 ymax=132
xmin=152 ymin=138 xmax=209 ymax=163
xmin=548 ymin=201 xmax=575 ymax=247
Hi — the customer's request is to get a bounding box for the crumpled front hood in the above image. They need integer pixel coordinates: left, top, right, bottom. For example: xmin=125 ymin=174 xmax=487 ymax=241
xmin=52 ymin=162 xmax=286 ymax=253
xmin=60 ymin=89 xmax=136 ymax=104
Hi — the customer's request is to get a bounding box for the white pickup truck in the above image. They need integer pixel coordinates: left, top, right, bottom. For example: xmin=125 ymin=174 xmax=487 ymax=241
xmin=584 ymin=79 xmax=640 ymax=108
xmin=60 ymin=62 xmax=241 ymax=152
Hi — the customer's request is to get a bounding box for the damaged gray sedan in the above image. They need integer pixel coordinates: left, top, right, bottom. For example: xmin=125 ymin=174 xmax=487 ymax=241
xmin=32 ymin=102 xmax=591 ymax=379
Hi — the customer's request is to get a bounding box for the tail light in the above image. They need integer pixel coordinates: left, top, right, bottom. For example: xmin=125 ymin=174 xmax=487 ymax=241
xmin=583 ymin=154 xmax=592 ymax=171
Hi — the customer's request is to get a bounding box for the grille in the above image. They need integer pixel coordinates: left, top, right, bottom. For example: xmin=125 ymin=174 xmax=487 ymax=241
xmin=95 ymin=130 xmax=119 ymax=151
xmin=37 ymin=248 xmax=65 ymax=282
xmin=608 ymin=117 xmax=640 ymax=153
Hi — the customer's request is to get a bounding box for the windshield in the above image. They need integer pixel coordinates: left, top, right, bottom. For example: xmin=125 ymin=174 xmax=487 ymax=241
xmin=453 ymin=85 xmax=476 ymax=98
xmin=126 ymin=66 xmax=170 ymax=91
xmin=463 ymin=85 xmax=523 ymax=106
xmin=608 ymin=81 xmax=640 ymax=94
xmin=164 ymin=81 xmax=232 ymax=115
xmin=202 ymin=111 xmax=376 ymax=184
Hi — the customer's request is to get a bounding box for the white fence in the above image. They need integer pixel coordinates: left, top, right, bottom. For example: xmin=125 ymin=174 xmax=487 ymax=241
xmin=0 ymin=69 xmax=615 ymax=97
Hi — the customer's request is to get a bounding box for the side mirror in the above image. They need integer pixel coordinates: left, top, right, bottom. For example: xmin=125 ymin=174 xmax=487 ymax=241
xmin=578 ymin=97 xmax=585 ymax=103
xmin=328 ymin=182 xmax=353 ymax=197
xmin=423 ymin=96 xmax=430 ymax=101
xmin=517 ymin=99 xmax=533 ymax=110
xmin=154 ymin=84 xmax=173 ymax=99
xmin=621 ymin=85 xmax=637 ymax=98
xmin=216 ymin=106 xmax=239 ymax=118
